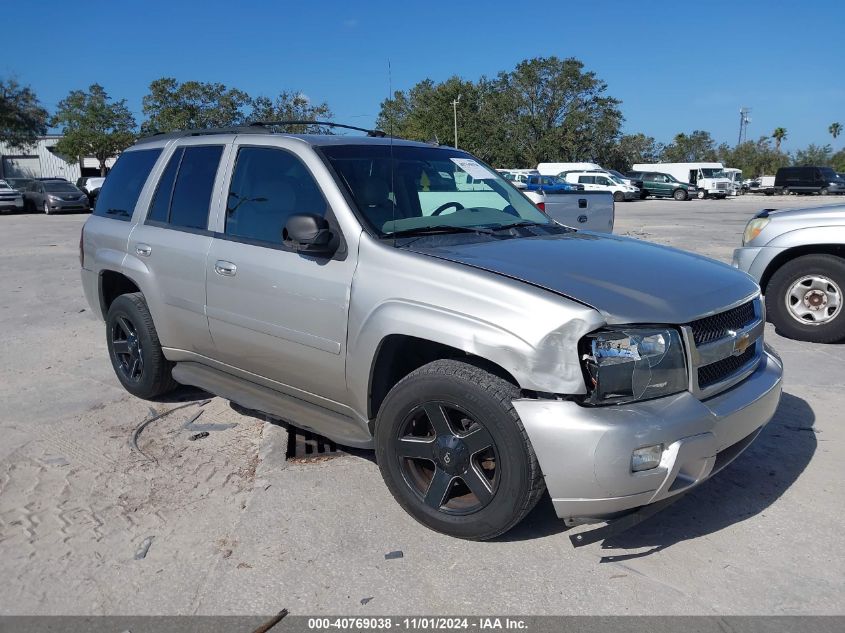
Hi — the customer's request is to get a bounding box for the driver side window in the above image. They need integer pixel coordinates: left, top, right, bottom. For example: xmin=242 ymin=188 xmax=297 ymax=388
xmin=225 ymin=147 xmax=327 ymax=245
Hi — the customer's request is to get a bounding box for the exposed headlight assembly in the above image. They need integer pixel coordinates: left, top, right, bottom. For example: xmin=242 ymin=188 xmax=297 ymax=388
xmin=580 ymin=328 xmax=688 ymax=405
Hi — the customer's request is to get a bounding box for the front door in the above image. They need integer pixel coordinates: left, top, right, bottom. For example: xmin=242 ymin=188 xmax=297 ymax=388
xmin=205 ymin=140 xmax=356 ymax=406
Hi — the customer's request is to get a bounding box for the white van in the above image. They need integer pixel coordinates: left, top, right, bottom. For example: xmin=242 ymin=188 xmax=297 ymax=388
xmin=723 ymin=168 xmax=743 ymax=196
xmin=537 ymin=162 xmax=601 ymax=176
xmin=564 ymin=171 xmax=639 ymax=202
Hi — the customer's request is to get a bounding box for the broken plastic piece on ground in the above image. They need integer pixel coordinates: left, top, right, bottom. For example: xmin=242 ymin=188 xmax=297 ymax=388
xmin=384 ymin=550 xmax=404 ymax=560
xmin=134 ymin=536 xmax=154 ymax=560
xmin=189 ymin=431 xmax=210 ymax=441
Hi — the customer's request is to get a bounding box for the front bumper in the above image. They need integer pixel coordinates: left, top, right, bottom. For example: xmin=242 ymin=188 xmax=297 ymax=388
xmin=512 ymin=348 xmax=782 ymax=524
xmin=622 ymin=191 xmax=638 ymax=200
xmin=46 ymin=199 xmax=90 ymax=212
xmin=0 ymin=199 xmax=24 ymax=211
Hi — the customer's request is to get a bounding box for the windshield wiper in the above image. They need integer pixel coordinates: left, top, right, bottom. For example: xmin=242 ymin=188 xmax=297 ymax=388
xmin=383 ymin=225 xmax=496 ymax=239
xmin=491 ymin=220 xmax=543 ymax=231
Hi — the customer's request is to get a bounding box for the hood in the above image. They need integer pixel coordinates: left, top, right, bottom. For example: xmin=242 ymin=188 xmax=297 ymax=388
xmin=763 ymin=203 xmax=845 ymax=223
xmin=408 ymin=232 xmax=758 ymax=324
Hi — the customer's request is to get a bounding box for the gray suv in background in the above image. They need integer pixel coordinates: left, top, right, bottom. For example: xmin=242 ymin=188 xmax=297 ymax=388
xmin=80 ymin=123 xmax=783 ymax=539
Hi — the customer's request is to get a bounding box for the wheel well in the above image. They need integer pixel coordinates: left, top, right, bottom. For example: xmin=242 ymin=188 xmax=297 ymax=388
xmin=99 ymin=270 xmax=140 ymax=317
xmin=760 ymin=245 xmax=845 ymax=293
xmin=368 ymin=335 xmax=519 ymax=422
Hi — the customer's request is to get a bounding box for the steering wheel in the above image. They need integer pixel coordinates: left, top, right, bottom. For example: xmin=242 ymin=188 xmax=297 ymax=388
xmin=431 ymin=201 xmax=465 ymax=216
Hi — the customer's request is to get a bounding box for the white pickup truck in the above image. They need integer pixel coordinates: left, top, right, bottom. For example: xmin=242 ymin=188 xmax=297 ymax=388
xmin=525 ymin=190 xmax=614 ymax=233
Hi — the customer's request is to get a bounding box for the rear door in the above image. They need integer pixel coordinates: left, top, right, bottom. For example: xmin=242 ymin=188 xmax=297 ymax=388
xmin=204 ymin=137 xmax=356 ymax=406
xmin=578 ymin=175 xmax=598 ymax=191
xmin=127 ymin=140 xmax=230 ymax=355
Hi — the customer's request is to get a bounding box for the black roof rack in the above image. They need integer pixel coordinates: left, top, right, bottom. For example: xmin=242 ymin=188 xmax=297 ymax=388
xmin=249 ymin=120 xmax=387 ymax=137
xmin=135 ymin=121 xmax=388 ymax=145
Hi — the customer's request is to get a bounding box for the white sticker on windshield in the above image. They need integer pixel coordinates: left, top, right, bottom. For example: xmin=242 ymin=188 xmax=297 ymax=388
xmin=450 ymin=158 xmax=497 ymax=181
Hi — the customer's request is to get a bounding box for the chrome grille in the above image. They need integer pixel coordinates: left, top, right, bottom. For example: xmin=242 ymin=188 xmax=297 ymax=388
xmin=698 ymin=346 xmax=756 ymax=388
xmin=689 ymin=301 xmax=756 ymax=345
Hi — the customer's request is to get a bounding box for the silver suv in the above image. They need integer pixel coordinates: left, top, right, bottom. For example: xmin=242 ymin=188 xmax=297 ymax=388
xmin=80 ymin=123 xmax=783 ymax=540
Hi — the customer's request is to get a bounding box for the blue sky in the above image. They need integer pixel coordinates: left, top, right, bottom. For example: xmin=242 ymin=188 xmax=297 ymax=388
xmin=4 ymin=0 xmax=843 ymax=152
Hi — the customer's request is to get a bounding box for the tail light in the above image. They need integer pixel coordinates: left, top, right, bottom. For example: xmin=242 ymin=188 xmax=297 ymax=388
xmin=79 ymin=224 xmax=85 ymax=267
xmin=536 ymin=202 xmax=546 ymax=212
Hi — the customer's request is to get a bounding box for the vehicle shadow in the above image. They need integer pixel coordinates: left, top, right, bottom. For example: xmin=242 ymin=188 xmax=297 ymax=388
xmin=497 ymin=392 xmax=816 ymax=553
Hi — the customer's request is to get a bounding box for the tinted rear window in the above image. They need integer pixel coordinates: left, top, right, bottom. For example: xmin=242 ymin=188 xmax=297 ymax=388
xmin=168 ymin=145 xmax=223 ymax=230
xmin=94 ymin=149 xmax=162 ymax=220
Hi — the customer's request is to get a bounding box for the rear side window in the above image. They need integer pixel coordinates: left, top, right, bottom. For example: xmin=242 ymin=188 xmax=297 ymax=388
xmin=169 ymin=145 xmax=224 ymax=229
xmin=578 ymin=176 xmax=594 ymax=184
xmin=94 ymin=148 xmax=161 ymax=220
xmin=147 ymin=148 xmax=183 ymax=224
xmin=225 ymin=146 xmax=327 ymax=245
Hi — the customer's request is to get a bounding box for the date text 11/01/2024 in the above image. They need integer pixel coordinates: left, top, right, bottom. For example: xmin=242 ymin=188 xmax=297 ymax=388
xmin=307 ymin=617 xmax=528 ymax=630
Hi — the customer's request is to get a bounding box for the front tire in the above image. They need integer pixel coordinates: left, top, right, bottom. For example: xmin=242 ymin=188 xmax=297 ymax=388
xmin=673 ymin=189 xmax=688 ymax=201
xmin=43 ymin=201 xmax=51 ymax=215
xmin=820 ymin=187 xmax=829 ymax=196
xmin=612 ymin=191 xmax=624 ymax=203
xmin=766 ymin=255 xmax=845 ymax=343
xmin=697 ymin=189 xmax=707 ymax=199
xmin=375 ymin=359 xmax=545 ymax=540
xmin=106 ymin=292 xmax=178 ymax=398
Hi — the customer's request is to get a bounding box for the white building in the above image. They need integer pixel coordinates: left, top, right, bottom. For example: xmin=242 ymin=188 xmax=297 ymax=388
xmin=0 ymin=135 xmax=117 ymax=182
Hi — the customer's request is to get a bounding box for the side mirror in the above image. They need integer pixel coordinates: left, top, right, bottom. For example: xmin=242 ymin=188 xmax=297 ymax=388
xmin=283 ymin=213 xmax=336 ymax=256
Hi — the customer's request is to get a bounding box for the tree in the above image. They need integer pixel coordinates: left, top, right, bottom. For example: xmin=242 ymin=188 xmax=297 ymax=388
xmin=772 ymin=127 xmax=787 ymax=152
xmin=51 ymin=84 xmax=136 ymax=176
xmin=793 ymin=144 xmax=833 ymax=166
xmin=141 ymin=78 xmax=251 ymax=133
xmin=832 ymin=149 xmax=845 ymax=172
xmin=661 ymin=130 xmax=717 ymax=162
xmin=0 ymin=78 xmax=48 ymax=150
xmin=830 ymin=122 xmax=842 ymax=140
xmin=606 ymin=133 xmax=663 ymax=172
xmin=249 ymin=91 xmax=333 ymax=133
xmin=376 ymin=57 xmax=624 ymax=168
xmin=717 ymin=136 xmax=790 ymax=178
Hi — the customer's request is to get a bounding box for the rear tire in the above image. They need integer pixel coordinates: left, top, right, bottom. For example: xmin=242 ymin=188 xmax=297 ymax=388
xmin=781 ymin=188 xmax=790 ymax=196
xmin=766 ymin=255 xmax=845 ymax=343
xmin=106 ymin=292 xmax=179 ymax=398
xmin=673 ymin=189 xmax=688 ymax=201
xmin=375 ymin=359 xmax=545 ymax=540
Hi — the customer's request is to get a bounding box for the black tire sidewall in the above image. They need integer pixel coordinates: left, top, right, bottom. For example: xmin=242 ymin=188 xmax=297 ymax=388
xmin=106 ymin=294 xmax=170 ymax=397
xmin=766 ymin=255 xmax=845 ymax=343
xmin=375 ymin=366 xmax=534 ymax=540
xmin=674 ymin=189 xmax=687 ymax=201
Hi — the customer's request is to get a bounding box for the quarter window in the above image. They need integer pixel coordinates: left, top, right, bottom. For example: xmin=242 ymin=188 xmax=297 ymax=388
xmin=225 ymin=147 xmax=327 ymax=245
xmin=93 ymin=148 xmax=162 ymax=221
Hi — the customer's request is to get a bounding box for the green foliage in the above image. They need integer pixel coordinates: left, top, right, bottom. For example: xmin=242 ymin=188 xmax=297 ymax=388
xmin=141 ymin=78 xmax=251 ymax=134
xmin=606 ymin=133 xmax=663 ymax=171
xmin=0 ymin=78 xmax=48 ymax=150
xmin=51 ymin=84 xmax=136 ymax=175
xmin=829 ymin=122 xmax=842 ymax=140
xmin=249 ymin=91 xmax=333 ymax=133
xmin=660 ymin=130 xmax=718 ymax=162
xmin=831 ymin=150 xmax=845 ymax=172
xmin=772 ymin=127 xmax=787 ymax=151
xmin=793 ymin=143 xmax=833 ymax=166
xmin=376 ymin=57 xmax=623 ymax=168
xmin=717 ymin=137 xmax=790 ymax=178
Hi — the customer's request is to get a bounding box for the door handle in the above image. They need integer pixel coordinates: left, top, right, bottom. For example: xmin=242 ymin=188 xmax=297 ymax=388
xmin=214 ymin=260 xmax=237 ymax=277
xmin=135 ymin=243 xmax=152 ymax=257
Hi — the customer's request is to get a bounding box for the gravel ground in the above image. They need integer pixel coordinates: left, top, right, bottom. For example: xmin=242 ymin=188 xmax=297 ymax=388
xmin=0 ymin=194 xmax=842 ymax=615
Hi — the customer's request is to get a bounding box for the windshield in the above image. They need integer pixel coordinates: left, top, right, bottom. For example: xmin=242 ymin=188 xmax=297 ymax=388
xmin=701 ymin=168 xmax=725 ymax=178
xmin=609 ymin=175 xmax=626 ymax=185
xmin=44 ymin=182 xmax=79 ymax=193
xmin=820 ymin=167 xmax=838 ymax=179
xmin=322 ymin=145 xmax=550 ymax=235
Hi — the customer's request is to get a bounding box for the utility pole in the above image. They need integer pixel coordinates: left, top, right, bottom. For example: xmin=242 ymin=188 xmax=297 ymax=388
xmin=737 ymin=107 xmax=751 ymax=145
xmin=452 ymin=94 xmax=462 ymax=148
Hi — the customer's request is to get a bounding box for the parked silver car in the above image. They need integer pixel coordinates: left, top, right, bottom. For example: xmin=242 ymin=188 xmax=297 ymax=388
xmin=80 ymin=124 xmax=782 ymax=539
xmin=733 ymin=203 xmax=845 ymax=343
xmin=23 ymin=179 xmax=90 ymax=214
xmin=0 ymin=179 xmax=25 ymax=213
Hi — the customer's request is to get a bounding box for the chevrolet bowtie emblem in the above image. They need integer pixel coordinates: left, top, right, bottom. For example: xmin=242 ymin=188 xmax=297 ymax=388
xmin=733 ymin=332 xmax=752 ymax=356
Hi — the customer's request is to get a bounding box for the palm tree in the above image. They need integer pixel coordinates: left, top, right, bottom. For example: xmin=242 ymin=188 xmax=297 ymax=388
xmin=772 ymin=127 xmax=787 ymax=152
xmin=830 ymin=122 xmax=842 ymax=140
